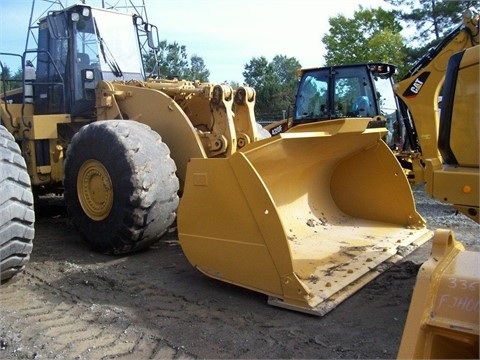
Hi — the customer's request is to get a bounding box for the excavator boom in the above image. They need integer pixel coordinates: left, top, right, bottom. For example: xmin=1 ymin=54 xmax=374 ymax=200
xmin=394 ymin=9 xmax=479 ymax=222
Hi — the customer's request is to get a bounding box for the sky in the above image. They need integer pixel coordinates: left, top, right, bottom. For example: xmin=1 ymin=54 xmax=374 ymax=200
xmin=0 ymin=0 xmax=389 ymax=83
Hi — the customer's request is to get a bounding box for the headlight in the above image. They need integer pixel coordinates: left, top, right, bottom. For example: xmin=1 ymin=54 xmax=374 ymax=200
xmin=84 ymin=69 xmax=94 ymax=81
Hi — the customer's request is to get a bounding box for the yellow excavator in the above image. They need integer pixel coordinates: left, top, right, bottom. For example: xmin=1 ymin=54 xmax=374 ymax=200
xmin=393 ymin=8 xmax=479 ymax=223
xmin=0 ymin=1 xmax=432 ymax=315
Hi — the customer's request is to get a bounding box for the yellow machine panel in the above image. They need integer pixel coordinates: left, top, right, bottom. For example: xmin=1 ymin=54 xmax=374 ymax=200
xmin=398 ymin=230 xmax=479 ymax=359
xmin=179 ymin=119 xmax=432 ymax=315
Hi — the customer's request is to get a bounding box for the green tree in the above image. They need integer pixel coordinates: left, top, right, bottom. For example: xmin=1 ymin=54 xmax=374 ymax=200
xmin=156 ymin=40 xmax=188 ymax=78
xmin=387 ymin=0 xmax=477 ymax=41
xmin=143 ymin=40 xmax=210 ymax=82
xmin=0 ymin=64 xmax=22 ymax=93
xmin=0 ymin=64 xmax=11 ymax=93
xmin=243 ymin=56 xmax=270 ymax=89
xmin=184 ymin=55 xmax=210 ymax=82
xmin=386 ymin=0 xmax=478 ymax=69
xmin=322 ymin=7 xmax=407 ymax=75
xmin=243 ymin=55 xmax=301 ymax=120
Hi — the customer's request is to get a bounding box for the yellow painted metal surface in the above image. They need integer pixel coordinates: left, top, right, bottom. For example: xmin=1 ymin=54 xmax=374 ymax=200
xmin=178 ymin=119 xmax=432 ymax=315
xmin=426 ymin=159 xmax=479 ymax=223
xmin=421 ymin=45 xmax=480 ymax=223
xmin=28 ymin=114 xmax=71 ymax=140
xmin=77 ymin=159 xmax=114 ymax=221
xmin=0 ymin=101 xmax=70 ymax=186
xmin=449 ymin=47 xmax=479 ymax=168
xmin=96 ymin=80 xmax=206 ymax=186
xmin=394 ymin=10 xmax=479 ymax=170
xmin=398 ymin=230 xmax=479 ymax=359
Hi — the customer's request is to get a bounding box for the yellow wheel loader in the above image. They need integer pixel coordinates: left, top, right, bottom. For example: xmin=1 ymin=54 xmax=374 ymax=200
xmin=0 ymin=1 xmax=433 ymax=314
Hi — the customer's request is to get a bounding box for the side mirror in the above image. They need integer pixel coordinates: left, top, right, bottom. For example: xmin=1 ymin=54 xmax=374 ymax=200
xmin=145 ymin=23 xmax=160 ymax=50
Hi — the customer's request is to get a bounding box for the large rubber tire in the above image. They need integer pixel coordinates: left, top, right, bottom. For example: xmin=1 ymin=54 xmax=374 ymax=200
xmin=0 ymin=125 xmax=35 ymax=282
xmin=64 ymin=120 xmax=179 ymax=254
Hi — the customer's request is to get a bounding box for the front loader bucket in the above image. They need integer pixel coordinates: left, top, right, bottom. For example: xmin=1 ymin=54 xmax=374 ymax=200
xmin=178 ymin=119 xmax=432 ymax=316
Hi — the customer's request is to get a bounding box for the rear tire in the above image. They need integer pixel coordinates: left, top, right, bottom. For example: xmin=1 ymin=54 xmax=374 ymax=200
xmin=64 ymin=120 xmax=179 ymax=254
xmin=0 ymin=125 xmax=35 ymax=282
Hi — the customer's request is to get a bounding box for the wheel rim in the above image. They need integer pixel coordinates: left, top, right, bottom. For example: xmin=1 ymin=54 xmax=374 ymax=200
xmin=77 ymin=159 xmax=113 ymax=221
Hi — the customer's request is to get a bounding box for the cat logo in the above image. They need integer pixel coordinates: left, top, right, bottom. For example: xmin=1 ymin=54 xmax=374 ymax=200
xmin=402 ymin=72 xmax=430 ymax=98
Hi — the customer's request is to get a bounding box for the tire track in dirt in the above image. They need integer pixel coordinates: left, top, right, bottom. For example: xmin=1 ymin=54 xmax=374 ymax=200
xmin=0 ymin=264 xmax=196 ymax=359
xmin=47 ymin=254 xmax=260 ymax=357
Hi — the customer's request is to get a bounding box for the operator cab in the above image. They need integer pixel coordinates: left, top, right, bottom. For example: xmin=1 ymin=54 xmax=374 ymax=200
xmin=34 ymin=4 xmax=158 ymax=117
xmin=293 ymin=63 xmax=401 ymax=146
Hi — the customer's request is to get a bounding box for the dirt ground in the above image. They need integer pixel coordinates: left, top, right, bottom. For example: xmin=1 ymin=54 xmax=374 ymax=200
xmin=1 ymin=186 xmax=479 ymax=359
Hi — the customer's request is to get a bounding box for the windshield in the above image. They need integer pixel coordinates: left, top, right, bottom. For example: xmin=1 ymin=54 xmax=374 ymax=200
xmin=91 ymin=8 xmax=144 ymax=80
xmin=295 ymin=66 xmax=377 ymax=122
